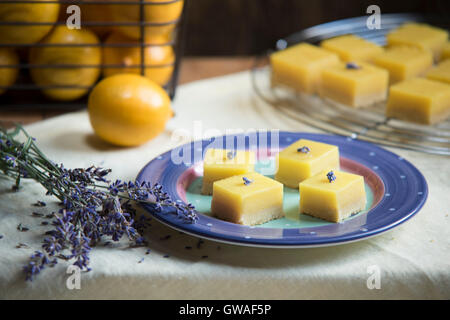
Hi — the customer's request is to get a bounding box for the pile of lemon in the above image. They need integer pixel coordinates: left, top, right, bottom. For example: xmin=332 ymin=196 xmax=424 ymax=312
xmin=0 ymin=0 xmax=182 ymax=146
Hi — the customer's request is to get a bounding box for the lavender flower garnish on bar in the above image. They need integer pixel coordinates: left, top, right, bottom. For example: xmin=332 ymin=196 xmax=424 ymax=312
xmin=0 ymin=124 xmax=198 ymax=281
xmin=226 ymin=150 xmax=237 ymax=160
xmin=346 ymin=62 xmax=360 ymax=70
xmin=327 ymin=171 xmax=337 ymax=183
xmin=297 ymin=146 xmax=310 ymax=154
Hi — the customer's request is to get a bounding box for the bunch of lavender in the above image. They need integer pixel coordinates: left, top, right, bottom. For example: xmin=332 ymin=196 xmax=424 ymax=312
xmin=0 ymin=125 xmax=197 ymax=281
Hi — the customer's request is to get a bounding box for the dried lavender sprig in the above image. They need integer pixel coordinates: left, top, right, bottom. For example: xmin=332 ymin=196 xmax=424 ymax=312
xmin=23 ymin=251 xmax=57 ymax=281
xmin=0 ymin=124 xmax=198 ymax=281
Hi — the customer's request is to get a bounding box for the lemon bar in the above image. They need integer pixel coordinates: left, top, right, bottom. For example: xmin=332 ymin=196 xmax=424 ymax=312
xmin=275 ymin=139 xmax=339 ymax=189
xmin=320 ymin=35 xmax=384 ymax=62
xmin=319 ymin=62 xmax=389 ymax=107
xmin=426 ymin=59 xmax=450 ymax=85
xmin=442 ymin=42 xmax=450 ymax=61
xmin=201 ymin=149 xmax=255 ymax=195
xmin=373 ymin=46 xmax=433 ymax=84
xmin=270 ymin=43 xmax=340 ymax=93
xmin=211 ymin=172 xmax=284 ymax=226
xmin=386 ymin=23 xmax=448 ymax=61
xmin=299 ymin=170 xmax=366 ymax=222
xmin=386 ymin=77 xmax=450 ymax=124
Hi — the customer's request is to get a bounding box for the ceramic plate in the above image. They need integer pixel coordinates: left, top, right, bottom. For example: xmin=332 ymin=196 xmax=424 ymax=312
xmin=136 ymin=132 xmax=428 ymax=248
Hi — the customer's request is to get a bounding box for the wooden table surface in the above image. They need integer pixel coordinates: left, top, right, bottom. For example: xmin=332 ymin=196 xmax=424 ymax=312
xmin=0 ymin=57 xmax=256 ymax=128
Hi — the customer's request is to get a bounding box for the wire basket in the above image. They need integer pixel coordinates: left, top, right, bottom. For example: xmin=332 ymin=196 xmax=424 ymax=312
xmin=0 ymin=0 xmax=186 ymax=110
xmin=252 ymin=13 xmax=450 ymax=156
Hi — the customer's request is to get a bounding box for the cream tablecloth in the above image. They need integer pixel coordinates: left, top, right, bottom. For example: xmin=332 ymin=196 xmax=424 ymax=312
xmin=0 ymin=71 xmax=449 ymax=299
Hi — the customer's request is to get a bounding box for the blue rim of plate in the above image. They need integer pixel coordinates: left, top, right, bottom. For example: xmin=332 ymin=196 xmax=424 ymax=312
xmin=136 ymin=132 xmax=428 ymax=248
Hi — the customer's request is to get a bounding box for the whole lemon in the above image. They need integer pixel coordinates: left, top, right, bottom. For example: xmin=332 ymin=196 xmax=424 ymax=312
xmin=109 ymin=0 xmax=184 ymax=39
xmin=0 ymin=0 xmax=60 ymax=44
xmin=29 ymin=26 xmax=101 ymax=101
xmin=102 ymin=32 xmax=174 ymax=85
xmin=0 ymin=48 xmax=19 ymax=95
xmin=88 ymin=74 xmax=173 ymax=147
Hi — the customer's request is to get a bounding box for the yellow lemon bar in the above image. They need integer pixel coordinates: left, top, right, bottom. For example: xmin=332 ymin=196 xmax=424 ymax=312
xmin=373 ymin=46 xmax=433 ymax=84
xmin=320 ymin=35 xmax=384 ymax=62
xmin=201 ymin=149 xmax=255 ymax=195
xmin=270 ymin=43 xmax=340 ymax=93
xmin=211 ymin=172 xmax=284 ymax=226
xmin=275 ymin=139 xmax=339 ymax=189
xmin=299 ymin=170 xmax=366 ymax=222
xmin=426 ymin=59 xmax=450 ymax=85
xmin=386 ymin=23 xmax=448 ymax=61
xmin=386 ymin=77 xmax=450 ymax=124
xmin=319 ymin=62 xmax=389 ymax=107
xmin=442 ymin=42 xmax=450 ymax=61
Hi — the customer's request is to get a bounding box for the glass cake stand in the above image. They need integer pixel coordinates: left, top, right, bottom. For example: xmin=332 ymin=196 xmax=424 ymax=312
xmin=251 ymin=13 xmax=450 ymax=156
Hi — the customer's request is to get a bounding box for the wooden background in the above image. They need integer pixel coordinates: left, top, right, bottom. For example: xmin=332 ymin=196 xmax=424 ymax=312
xmin=183 ymin=0 xmax=450 ymax=55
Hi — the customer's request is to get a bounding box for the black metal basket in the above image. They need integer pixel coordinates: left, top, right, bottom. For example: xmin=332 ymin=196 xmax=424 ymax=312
xmin=0 ymin=0 xmax=186 ymax=110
